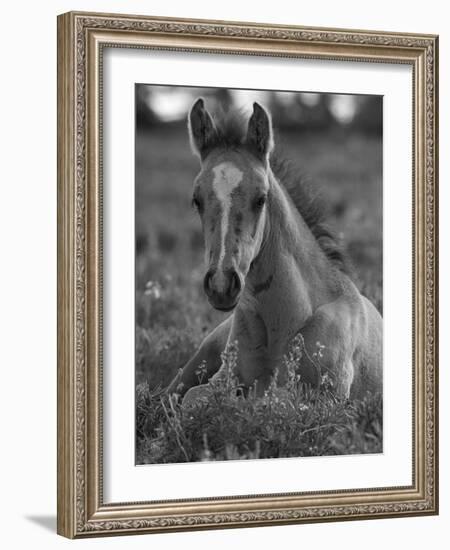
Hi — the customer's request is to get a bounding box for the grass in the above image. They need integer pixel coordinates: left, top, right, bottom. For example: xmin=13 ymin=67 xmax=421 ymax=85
xmin=135 ymin=124 xmax=383 ymax=464
xmin=136 ymin=339 xmax=382 ymax=464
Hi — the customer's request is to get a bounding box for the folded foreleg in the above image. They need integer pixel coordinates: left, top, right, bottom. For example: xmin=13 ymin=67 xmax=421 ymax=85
xmin=166 ymin=316 xmax=232 ymax=397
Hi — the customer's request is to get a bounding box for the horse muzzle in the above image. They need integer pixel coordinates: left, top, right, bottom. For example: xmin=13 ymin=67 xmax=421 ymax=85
xmin=203 ymin=268 xmax=242 ymax=311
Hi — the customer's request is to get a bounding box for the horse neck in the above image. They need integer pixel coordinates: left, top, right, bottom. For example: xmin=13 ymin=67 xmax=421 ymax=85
xmin=244 ymin=169 xmax=340 ymax=322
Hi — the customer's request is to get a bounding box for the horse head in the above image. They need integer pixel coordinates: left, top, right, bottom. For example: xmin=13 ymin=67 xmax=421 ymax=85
xmin=188 ymin=98 xmax=274 ymax=311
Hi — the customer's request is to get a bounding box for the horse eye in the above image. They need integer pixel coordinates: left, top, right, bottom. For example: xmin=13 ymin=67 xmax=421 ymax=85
xmin=253 ymin=195 xmax=267 ymax=211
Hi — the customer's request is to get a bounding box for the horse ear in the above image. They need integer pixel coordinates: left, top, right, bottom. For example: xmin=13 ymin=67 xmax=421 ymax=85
xmin=245 ymin=102 xmax=274 ymax=161
xmin=188 ymin=98 xmax=217 ymax=160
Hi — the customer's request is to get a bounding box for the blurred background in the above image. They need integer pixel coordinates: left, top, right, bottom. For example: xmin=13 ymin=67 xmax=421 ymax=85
xmin=135 ymin=85 xmax=382 ymax=389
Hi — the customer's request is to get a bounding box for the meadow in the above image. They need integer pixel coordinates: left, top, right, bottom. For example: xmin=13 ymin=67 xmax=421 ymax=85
xmin=135 ymin=123 xmax=383 ymax=464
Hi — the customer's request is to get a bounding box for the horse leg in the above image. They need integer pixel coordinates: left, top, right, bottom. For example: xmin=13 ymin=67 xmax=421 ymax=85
xmin=166 ymin=316 xmax=232 ymax=398
xmin=349 ymin=296 xmax=383 ymax=400
xmin=300 ymin=296 xmax=382 ymax=400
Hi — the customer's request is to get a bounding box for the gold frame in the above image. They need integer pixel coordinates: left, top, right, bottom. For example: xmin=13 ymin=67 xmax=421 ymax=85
xmin=57 ymin=11 xmax=439 ymax=538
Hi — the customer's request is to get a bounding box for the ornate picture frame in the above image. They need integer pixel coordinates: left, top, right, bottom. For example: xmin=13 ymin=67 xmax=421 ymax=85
xmin=57 ymin=11 xmax=438 ymax=538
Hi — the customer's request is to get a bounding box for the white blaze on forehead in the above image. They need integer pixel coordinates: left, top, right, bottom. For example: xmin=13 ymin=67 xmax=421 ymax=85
xmin=212 ymin=162 xmax=243 ymax=269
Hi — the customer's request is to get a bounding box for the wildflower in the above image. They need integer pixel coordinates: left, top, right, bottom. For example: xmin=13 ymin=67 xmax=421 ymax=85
xmin=313 ymin=341 xmax=326 ymax=359
xmin=144 ymin=280 xmax=162 ymax=299
xmin=283 ymin=333 xmax=305 ymax=388
xmin=321 ymin=372 xmax=334 ymax=390
xmin=194 ymin=361 xmax=208 ymax=383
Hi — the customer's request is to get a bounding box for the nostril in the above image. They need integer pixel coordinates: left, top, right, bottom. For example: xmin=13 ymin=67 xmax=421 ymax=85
xmin=229 ymin=271 xmax=241 ymax=297
xmin=203 ymin=270 xmax=214 ymax=296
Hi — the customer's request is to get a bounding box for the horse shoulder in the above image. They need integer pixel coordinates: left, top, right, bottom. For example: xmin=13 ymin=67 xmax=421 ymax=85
xmin=305 ymin=279 xmax=363 ymax=347
xmin=166 ymin=315 xmax=233 ymax=396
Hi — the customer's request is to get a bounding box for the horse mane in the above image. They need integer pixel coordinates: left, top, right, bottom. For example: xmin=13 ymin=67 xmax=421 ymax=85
xmin=210 ymin=108 xmax=351 ymax=274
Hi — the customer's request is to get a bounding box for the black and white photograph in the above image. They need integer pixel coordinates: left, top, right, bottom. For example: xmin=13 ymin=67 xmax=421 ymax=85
xmin=55 ymin=8 xmax=440 ymax=535
xmin=135 ymin=85 xmax=383 ymax=465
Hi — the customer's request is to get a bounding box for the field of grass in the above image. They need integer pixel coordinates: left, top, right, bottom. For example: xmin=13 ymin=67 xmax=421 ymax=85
xmin=135 ymin=124 xmax=383 ymax=464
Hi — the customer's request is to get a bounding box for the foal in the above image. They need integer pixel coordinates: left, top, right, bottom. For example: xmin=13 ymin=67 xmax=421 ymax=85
xmin=167 ymin=98 xmax=382 ymax=402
